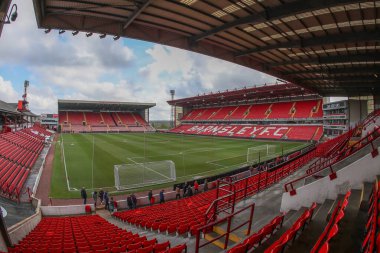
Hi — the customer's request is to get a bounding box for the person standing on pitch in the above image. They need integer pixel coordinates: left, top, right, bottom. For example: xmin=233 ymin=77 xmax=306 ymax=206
xmin=104 ymin=191 xmax=109 ymax=210
xmin=183 ymin=182 xmax=189 ymax=197
xmin=127 ymin=195 xmax=133 ymax=210
xmin=109 ymin=197 xmax=115 ymax=214
xmin=159 ymin=189 xmax=165 ymax=204
xmin=148 ymin=190 xmax=153 ymax=206
xmin=175 ymin=186 xmax=181 ymax=199
xmin=92 ymin=191 xmax=98 ymax=206
xmin=203 ymin=179 xmax=208 ymax=192
xmin=81 ymin=187 xmax=87 ymax=204
xmin=99 ymin=189 xmax=104 ymax=205
xmin=131 ymin=193 xmax=137 ymax=209
xmin=194 ymin=181 xmax=199 ymax=194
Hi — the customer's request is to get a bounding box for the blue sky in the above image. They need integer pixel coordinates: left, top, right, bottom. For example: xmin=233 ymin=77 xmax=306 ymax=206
xmin=0 ymin=0 xmax=278 ymax=120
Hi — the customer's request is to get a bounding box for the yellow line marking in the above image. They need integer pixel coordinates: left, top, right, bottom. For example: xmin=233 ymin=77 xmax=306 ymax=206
xmin=204 ymin=234 xmax=225 ymax=249
xmin=213 ymin=226 xmax=242 ymax=243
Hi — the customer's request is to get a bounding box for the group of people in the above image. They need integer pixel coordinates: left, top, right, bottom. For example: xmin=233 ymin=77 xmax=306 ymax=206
xmin=175 ymin=179 xmax=208 ymax=199
xmin=126 ymin=193 xmax=137 ymax=210
xmin=80 ymin=179 xmax=210 ymax=211
xmin=80 ymin=187 xmax=116 ymax=213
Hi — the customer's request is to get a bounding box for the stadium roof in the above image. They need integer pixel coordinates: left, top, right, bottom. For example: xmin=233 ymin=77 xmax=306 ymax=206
xmin=33 ymin=0 xmax=380 ymax=97
xmin=167 ymin=83 xmax=320 ymax=107
xmin=58 ymin=99 xmax=156 ymax=111
xmin=0 ymin=100 xmax=38 ymax=117
xmin=0 ymin=100 xmax=19 ymax=114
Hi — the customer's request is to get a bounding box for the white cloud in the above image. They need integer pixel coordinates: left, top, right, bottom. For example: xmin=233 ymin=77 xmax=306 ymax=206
xmin=0 ymin=76 xmax=19 ymax=103
xmin=139 ymin=45 xmax=276 ymax=119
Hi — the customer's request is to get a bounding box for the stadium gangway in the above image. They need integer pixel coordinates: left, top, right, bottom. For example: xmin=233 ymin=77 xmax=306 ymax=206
xmin=205 ymin=177 xmax=237 ymax=225
xmin=284 ymin=127 xmax=380 ymax=195
xmin=195 ymin=203 xmax=255 ymax=253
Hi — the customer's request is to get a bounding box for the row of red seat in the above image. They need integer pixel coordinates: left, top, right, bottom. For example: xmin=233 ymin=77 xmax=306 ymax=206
xmin=170 ymin=124 xmax=322 ymax=141
xmin=227 ymin=215 xmax=285 ymax=253
xmin=0 ymin=139 xmax=42 ymax=168
xmin=0 ymin=126 xmax=50 ymax=199
xmin=8 ymin=215 xmax=187 ymax=253
xmin=181 ymin=100 xmax=322 ymax=121
xmin=114 ymin=190 xmax=216 ymax=236
xmin=59 ymin=111 xmax=152 ymax=133
xmin=59 ymin=112 xmax=149 ymax=126
xmin=227 ymin=203 xmax=317 ymax=253
xmin=264 ymin=202 xmax=317 ymax=253
xmin=311 ymin=191 xmax=351 ymax=253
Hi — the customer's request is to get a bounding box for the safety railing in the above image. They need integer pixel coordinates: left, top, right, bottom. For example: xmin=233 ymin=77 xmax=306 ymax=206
xmin=205 ymin=178 xmax=236 ymax=225
xmin=195 ymin=203 xmax=255 ymax=253
xmin=284 ymin=127 xmax=380 ymax=194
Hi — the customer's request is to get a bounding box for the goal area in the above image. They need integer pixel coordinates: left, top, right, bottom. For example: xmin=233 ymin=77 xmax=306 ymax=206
xmin=247 ymin=145 xmax=277 ymax=164
xmin=114 ymin=160 xmax=176 ymax=190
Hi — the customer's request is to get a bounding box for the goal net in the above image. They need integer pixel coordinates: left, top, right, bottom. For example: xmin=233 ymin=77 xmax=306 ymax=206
xmin=114 ymin=160 xmax=176 ymax=190
xmin=247 ymin=145 xmax=277 ymax=164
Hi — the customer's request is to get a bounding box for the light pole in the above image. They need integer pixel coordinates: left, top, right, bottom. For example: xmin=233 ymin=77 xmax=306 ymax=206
xmin=170 ymin=90 xmax=175 ymax=128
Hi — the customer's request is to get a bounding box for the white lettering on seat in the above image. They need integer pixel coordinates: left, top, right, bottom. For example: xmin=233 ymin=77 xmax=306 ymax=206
xmin=259 ymin=127 xmax=276 ymax=136
xmin=237 ymin=126 xmax=252 ymax=135
xmin=274 ymin=127 xmax=289 ymax=136
xmin=210 ymin=126 xmax=224 ymax=133
xmin=227 ymin=127 xmax=238 ymax=135
xmin=218 ymin=126 xmax=232 ymax=134
xmin=250 ymin=127 xmax=264 ymax=135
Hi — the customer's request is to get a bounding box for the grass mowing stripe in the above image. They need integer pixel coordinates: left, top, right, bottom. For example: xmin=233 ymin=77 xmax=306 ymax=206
xmin=50 ymin=133 xmax=308 ymax=198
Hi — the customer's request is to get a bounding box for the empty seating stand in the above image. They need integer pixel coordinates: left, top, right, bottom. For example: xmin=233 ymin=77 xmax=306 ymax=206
xmin=8 ymin=215 xmax=182 ymax=253
xmin=180 ymin=100 xmax=322 ymax=122
xmin=60 ymin=111 xmax=153 ymax=133
xmin=0 ymin=126 xmax=51 ymax=200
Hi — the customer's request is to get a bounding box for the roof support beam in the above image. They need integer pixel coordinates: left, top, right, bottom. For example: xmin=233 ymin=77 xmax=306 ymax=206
xmin=282 ymin=67 xmax=380 ymax=76
xmin=123 ymin=0 xmax=151 ymax=30
xmin=268 ymin=53 xmax=380 ymax=68
xmin=235 ymin=30 xmax=380 ymax=57
xmin=299 ymin=76 xmax=380 ymax=82
xmin=190 ymin=0 xmax=363 ymax=43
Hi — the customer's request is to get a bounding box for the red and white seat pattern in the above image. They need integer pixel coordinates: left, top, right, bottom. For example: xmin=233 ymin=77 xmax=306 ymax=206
xmin=170 ymin=124 xmax=322 ymax=141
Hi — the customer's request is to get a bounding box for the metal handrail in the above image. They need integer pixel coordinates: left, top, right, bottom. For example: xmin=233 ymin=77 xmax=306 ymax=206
xmin=284 ymin=127 xmax=380 ymax=192
xmin=195 ymin=203 xmax=255 ymax=253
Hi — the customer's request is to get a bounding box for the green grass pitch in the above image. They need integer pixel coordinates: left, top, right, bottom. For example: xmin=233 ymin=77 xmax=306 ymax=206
xmin=50 ymin=133 xmax=308 ymax=198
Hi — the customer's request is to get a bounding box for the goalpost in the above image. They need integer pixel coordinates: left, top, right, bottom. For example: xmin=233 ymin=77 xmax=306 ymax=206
xmin=114 ymin=160 xmax=176 ymax=190
xmin=247 ymin=145 xmax=277 ymax=164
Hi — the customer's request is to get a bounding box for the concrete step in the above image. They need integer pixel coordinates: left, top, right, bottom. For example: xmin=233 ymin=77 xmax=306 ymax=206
xmin=360 ymin=181 xmax=374 ymax=211
xmin=286 ymin=199 xmax=336 ymax=253
xmin=328 ymin=189 xmax=363 ymax=253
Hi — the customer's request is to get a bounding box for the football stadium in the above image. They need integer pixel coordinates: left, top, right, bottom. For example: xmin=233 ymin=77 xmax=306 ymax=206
xmin=0 ymin=1 xmax=379 ymax=253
